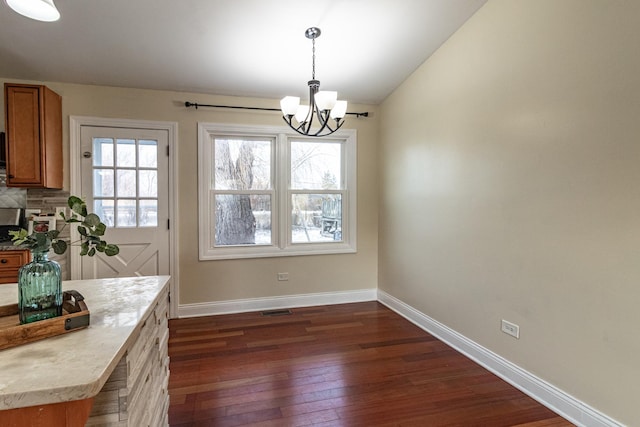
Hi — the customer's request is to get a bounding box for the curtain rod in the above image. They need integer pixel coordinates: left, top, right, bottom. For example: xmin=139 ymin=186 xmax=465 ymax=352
xmin=184 ymin=102 xmax=369 ymax=118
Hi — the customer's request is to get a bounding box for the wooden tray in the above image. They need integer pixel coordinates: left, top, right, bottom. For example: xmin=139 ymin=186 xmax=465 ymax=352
xmin=0 ymin=290 xmax=90 ymax=351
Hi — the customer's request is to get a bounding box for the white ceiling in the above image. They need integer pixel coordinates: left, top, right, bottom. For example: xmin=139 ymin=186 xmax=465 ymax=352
xmin=0 ymin=0 xmax=486 ymax=105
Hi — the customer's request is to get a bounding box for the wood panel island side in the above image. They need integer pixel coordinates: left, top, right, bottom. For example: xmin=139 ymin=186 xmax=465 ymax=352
xmin=0 ymin=275 xmax=171 ymax=426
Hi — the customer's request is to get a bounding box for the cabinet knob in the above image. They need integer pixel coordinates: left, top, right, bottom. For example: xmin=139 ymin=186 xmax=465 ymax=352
xmin=7 ymin=175 xmax=13 ymax=179
xmin=1 ymin=259 xmax=7 ymax=264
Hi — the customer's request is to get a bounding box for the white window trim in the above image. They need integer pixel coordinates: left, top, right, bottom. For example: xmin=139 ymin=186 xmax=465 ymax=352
xmin=198 ymin=122 xmax=357 ymax=260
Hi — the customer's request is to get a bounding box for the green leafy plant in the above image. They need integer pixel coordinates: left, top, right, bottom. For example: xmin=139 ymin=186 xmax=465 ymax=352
xmin=9 ymin=196 xmax=119 ymax=257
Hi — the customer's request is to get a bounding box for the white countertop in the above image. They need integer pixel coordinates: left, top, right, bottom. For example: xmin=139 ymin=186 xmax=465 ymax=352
xmin=0 ymin=275 xmax=170 ymax=410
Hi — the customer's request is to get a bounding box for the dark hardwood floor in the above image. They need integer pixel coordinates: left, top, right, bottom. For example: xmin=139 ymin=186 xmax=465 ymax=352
xmin=168 ymin=301 xmax=573 ymax=426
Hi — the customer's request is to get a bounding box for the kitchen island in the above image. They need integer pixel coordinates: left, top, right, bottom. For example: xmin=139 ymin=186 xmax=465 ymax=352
xmin=0 ymin=275 xmax=171 ymax=426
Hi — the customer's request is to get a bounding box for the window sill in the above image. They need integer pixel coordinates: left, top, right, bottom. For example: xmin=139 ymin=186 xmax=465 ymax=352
xmin=198 ymin=243 xmax=357 ymax=261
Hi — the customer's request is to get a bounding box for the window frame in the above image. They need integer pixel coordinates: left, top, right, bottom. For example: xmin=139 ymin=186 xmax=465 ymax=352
xmin=198 ymin=122 xmax=357 ymax=260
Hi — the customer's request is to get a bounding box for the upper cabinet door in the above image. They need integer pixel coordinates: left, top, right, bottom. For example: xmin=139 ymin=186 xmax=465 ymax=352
xmin=4 ymin=84 xmax=62 ymax=189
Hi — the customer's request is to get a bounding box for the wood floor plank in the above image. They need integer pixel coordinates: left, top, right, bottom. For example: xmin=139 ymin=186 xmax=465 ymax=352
xmin=305 ymin=321 xmax=364 ymax=332
xmin=169 ymin=301 xmax=574 ymax=426
xmin=169 ymin=331 xmax=245 ymax=343
xmin=246 ymin=335 xmax=317 ymax=348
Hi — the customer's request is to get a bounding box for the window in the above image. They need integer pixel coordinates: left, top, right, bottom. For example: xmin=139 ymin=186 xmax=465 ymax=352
xmin=198 ymin=123 xmax=357 ymax=260
xmin=91 ymin=137 xmax=159 ymax=228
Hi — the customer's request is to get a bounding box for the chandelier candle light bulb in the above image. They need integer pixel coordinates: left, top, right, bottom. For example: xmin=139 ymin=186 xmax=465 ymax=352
xmin=280 ymin=27 xmax=348 ymax=137
xmin=295 ymin=105 xmax=311 ymax=124
xmin=315 ymin=91 xmax=338 ymax=111
xmin=330 ymin=100 xmax=348 ymax=120
xmin=280 ymin=96 xmax=300 ymax=116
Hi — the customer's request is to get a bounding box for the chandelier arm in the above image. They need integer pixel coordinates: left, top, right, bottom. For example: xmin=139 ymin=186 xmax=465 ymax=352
xmin=301 ymin=83 xmax=318 ymax=134
xmin=312 ymin=109 xmax=331 ymax=136
xmin=324 ymin=117 xmax=345 ymax=135
xmin=283 ymin=115 xmax=300 ymax=131
xmin=290 ymin=124 xmax=338 ymax=138
xmin=310 ymin=119 xmax=344 ymax=137
xmin=302 ymin=111 xmax=313 ymax=135
xmin=283 ymin=113 xmax=343 ymax=137
xmin=284 ymin=114 xmax=316 ymax=135
xmin=321 ymin=120 xmax=344 ymax=137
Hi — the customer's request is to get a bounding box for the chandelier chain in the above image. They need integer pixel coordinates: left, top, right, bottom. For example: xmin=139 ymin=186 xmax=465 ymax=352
xmin=311 ymin=37 xmax=316 ymax=80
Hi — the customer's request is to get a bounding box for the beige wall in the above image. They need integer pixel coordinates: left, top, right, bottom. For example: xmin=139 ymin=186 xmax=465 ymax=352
xmin=4 ymin=0 xmax=636 ymax=421
xmin=0 ymin=79 xmax=379 ymax=305
xmin=379 ymin=0 xmax=639 ymax=424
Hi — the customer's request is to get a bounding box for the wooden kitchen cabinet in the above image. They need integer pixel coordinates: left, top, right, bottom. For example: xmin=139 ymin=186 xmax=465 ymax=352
xmin=4 ymin=83 xmax=62 ymax=189
xmin=0 ymin=249 xmax=30 ymax=284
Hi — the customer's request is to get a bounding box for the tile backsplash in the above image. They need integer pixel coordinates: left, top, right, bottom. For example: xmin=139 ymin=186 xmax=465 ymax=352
xmin=26 ymin=189 xmax=70 ymax=215
xmin=0 ymin=186 xmax=26 ymax=208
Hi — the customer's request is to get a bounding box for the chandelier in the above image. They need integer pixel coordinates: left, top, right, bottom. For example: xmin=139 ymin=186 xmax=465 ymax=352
xmin=280 ymin=27 xmax=348 ymax=137
xmin=6 ymin=0 xmax=60 ymax=22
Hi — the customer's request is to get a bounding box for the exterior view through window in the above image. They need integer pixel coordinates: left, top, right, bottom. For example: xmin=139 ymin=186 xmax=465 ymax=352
xmin=214 ymin=137 xmax=273 ymax=245
xmin=290 ymin=140 xmax=343 ymax=243
xmin=92 ymin=138 xmax=158 ymax=228
xmin=198 ymin=123 xmax=356 ymax=260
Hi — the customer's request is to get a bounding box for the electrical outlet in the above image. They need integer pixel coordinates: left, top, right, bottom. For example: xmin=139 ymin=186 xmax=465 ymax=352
xmin=501 ymin=319 xmax=520 ymax=339
xmin=277 ymin=272 xmax=289 ymax=281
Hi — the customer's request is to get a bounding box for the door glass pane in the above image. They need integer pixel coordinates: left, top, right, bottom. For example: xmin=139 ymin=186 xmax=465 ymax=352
xmin=117 ymin=170 xmax=136 ymax=197
xmin=139 ymin=140 xmax=157 ymax=168
xmin=214 ymin=194 xmax=271 ymax=246
xmin=93 ymin=169 xmax=114 ymax=197
xmin=94 ymin=199 xmax=114 ymax=227
xmin=139 ymin=170 xmax=157 ymax=197
xmin=214 ymin=138 xmax=271 ymax=190
xmin=291 ymin=141 xmax=342 ymax=190
xmin=139 ymin=200 xmax=157 ymax=227
xmin=91 ymin=136 xmax=162 ymax=229
xmin=93 ymin=138 xmax=114 ymax=167
xmin=116 ymin=139 xmax=136 ymax=167
xmin=291 ymin=194 xmax=342 ymax=243
xmin=116 ymin=199 xmax=136 ymax=227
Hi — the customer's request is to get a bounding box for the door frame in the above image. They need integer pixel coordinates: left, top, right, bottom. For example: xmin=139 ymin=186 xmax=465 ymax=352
xmin=70 ymin=116 xmax=179 ymax=318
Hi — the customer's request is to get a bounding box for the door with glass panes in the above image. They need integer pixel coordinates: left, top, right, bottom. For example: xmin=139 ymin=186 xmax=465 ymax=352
xmin=79 ymin=126 xmax=169 ymax=279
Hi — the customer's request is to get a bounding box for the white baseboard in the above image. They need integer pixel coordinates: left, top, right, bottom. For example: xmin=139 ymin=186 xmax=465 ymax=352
xmin=178 ymin=288 xmax=377 ymax=318
xmin=377 ymin=290 xmax=623 ymax=427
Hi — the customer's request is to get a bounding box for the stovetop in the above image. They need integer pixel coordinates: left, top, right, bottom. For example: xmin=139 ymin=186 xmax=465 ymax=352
xmin=0 ymin=225 xmax=21 ymax=243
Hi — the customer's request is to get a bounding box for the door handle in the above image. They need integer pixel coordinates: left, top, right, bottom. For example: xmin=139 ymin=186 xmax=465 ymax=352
xmin=83 ymin=151 xmax=92 ymax=158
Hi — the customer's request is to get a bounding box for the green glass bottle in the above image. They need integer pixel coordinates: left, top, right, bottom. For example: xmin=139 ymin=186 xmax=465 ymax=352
xmin=18 ymin=248 xmax=62 ymax=324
